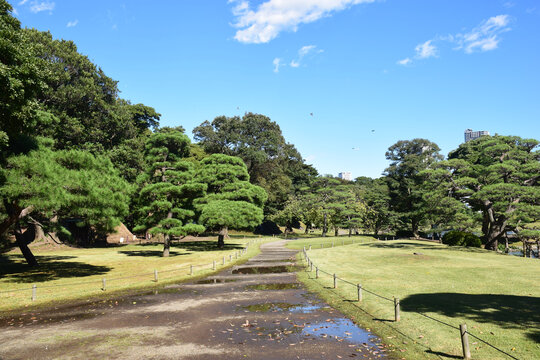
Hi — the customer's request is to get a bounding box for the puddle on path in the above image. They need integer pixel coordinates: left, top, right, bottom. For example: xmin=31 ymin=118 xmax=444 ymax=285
xmin=232 ymin=265 xmax=301 ymax=274
xmin=193 ymin=279 xmax=238 ymax=284
xmin=245 ymin=283 xmax=300 ymax=291
xmin=289 ymin=303 xmax=328 ymax=313
xmin=303 ymin=318 xmax=380 ymax=347
xmin=241 ymin=302 xmax=302 ymax=312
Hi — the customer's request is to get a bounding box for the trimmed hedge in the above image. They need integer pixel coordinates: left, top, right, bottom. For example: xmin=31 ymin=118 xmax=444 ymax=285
xmin=442 ymin=231 xmax=482 ymax=248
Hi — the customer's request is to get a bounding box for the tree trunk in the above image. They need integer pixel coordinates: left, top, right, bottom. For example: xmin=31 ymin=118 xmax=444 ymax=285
xmin=348 ymin=228 xmax=352 ymax=237
xmin=304 ymin=224 xmax=309 ymax=234
xmin=162 ymin=211 xmax=173 ymax=257
xmin=412 ymin=218 xmax=419 ymax=238
xmin=218 ymin=226 xmax=228 ymax=248
xmin=14 ymin=226 xmax=38 ymax=266
xmin=163 ymin=234 xmax=170 ymax=257
xmin=334 ymin=227 xmax=339 ymax=237
xmin=322 ymin=213 xmax=327 ymax=237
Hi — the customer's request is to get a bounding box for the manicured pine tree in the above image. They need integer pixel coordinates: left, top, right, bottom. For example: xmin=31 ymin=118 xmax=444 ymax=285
xmin=196 ymin=154 xmax=267 ymax=248
xmin=422 ymin=135 xmax=540 ymax=250
xmin=0 ymin=142 xmax=131 ymax=265
xmin=134 ymin=128 xmax=206 ymax=257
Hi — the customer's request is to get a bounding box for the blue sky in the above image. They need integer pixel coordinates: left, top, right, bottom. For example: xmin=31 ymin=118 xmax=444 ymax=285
xmin=11 ymin=0 xmax=540 ymax=178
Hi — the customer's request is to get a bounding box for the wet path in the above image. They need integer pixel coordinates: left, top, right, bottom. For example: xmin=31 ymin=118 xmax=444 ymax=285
xmin=0 ymin=240 xmax=386 ymax=359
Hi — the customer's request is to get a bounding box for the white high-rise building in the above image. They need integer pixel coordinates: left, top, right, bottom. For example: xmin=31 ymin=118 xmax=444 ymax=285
xmin=338 ymin=172 xmax=352 ymax=181
xmin=464 ymin=129 xmax=490 ymax=142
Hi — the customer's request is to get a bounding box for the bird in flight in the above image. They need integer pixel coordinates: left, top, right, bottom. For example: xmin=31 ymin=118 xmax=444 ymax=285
xmin=310 ymin=113 xmax=313 ymax=116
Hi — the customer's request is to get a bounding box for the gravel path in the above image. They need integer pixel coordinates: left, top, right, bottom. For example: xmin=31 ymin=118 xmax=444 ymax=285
xmin=0 ymin=240 xmax=386 ymax=359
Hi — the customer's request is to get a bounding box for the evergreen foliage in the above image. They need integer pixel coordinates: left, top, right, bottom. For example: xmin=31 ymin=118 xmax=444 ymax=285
xmin=193 ymin=113 xmax=317 ymax=214
xmin=442 ymin=231 xmax=482 ymax=248
xmin=0 ymin=144 xmax=131 ymax=264
xmin=134 ymin=128 xmax=205 ymax=257
xmin=196 ymin=154 xmax=267 ymax=247
xmin=423 ymin=135 xmax=540 ymax=250
xmin=384 ymin=139 xmax=443 ymax=237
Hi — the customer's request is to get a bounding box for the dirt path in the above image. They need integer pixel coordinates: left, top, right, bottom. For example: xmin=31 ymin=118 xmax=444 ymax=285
xmin=0 ymin=240 xmax=386 ymax=359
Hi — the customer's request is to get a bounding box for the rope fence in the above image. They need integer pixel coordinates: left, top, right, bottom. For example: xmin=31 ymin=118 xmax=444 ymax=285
xmin=0 ymin=239 xmax=260 ymax=302
xmin=301 ymin=245 xmax=520 ymax=360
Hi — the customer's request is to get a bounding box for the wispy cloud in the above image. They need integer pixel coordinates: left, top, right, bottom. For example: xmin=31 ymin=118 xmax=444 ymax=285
xmin=273 ymin=58 xmax=283 ymax=73
xmin=274 ymin=45 xmax=323 ymax=73
xmin=290 ymin=45 xmax=322 ymax=68
xmin=397 ymin=58 xmax=411 ymax=66
xmin=66 ymin=20 xmax=78 ymax=28
xmin=415 ymin=40 xmax=437 ymax=59
xmin=398 ymin=15 xmax=511 ymax=66
xmin=29 ymin=1 xmax=55 ymax=14
xmin=454 ymin=15 xmax=511 ymax=54
xmin=229 ymin=0 xmax=376 ymax=44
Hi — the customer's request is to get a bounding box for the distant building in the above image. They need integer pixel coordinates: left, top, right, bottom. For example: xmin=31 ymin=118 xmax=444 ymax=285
xmin=464 ymin=129 xmax=490 ymax=142
xmin=338 ymin=172 xmax=352 ymax=181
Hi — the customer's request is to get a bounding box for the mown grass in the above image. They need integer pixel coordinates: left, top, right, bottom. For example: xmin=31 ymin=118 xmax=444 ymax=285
xmin=0 ymin=237 xmax=267 ymax=315
xmin=288 ymin=239 xmax=540 ymax=360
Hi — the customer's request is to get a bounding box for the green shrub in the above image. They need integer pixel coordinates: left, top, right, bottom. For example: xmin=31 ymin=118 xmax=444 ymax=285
xmin=442 ymin=231 xmax=482 ymax=248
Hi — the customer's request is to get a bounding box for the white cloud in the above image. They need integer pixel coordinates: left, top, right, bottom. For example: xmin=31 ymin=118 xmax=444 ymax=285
xmin=229 ymin=0 xmax=376 ymax=44
xmin=289 ymin=44 xmax=322 ymax=68
xmin=415 ymin=40 xmax=437 ymax=59
xmin=397 ymin=14 xmax=511 ymax=66
xmin=12 ymin=8 xmax=19 ymax=15
xmin=397 ymin=58 xmax=411 ymax=66
xmin=29 ymin=1 xmax=55 ymax=13
xmin=455 ymin=15 xmax=511 ymax=53
xmin=273 ymin=57 xmax=283 ymax=73
xmin=18 ymin=0 xmax=30 ymax=5
xmin=66 ymin=20 xmax=78 ymax=28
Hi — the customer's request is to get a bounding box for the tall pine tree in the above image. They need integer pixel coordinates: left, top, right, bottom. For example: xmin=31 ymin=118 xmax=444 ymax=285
xmin=134 ymin=128 xmax=205 ymax=257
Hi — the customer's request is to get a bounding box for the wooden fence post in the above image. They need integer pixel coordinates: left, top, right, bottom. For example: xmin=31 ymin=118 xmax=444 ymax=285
xmin=229 ymin=254 xmax=233 ymax=262
xmin=460 ymin=324 xmax=471 ymax=359
xmin=223 ymin=256 xmax=226 ymax=265
xmin=102 ymin=278 xmax=106 ymax=291
xmin=357 ymin=284 xmax=362 ymax=302
xmin=316 ymin=267 xmax=319 ymax=279
xmin=32 ymin=284 xmax=37 ymax=301
xmin=190 ymin=265 xmax=193 ymax=275
xmin=154 ymin=269 xmax=158 ymax=282
xmin=342 ymin=240 xmax=344 ymax=246
xmin=321 ymin=243 xmax=323 ymax=248
xmin=394 ymin=298 xmax=400 ymax=322
xmin=309 ymin=245 xmax=312 ymax=251
xmin=213 ymin=260 xmax=216 ymax=270
xmin=310 ymin=261 xmax=313 ymax=272
xmin=333 ymin=274 xmax=337 ymax=288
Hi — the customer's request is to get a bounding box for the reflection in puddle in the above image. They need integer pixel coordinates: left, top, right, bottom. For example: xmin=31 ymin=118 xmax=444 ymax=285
xmin=241 ymin=302 xmax=302 ymax=312
xmin=289 ymin=303 xmax=327 ymax=313
xmin=232 ymin=265 xmax=301 ymax=274
xmin=303 ymin=318 xmax=379 ymax=347
xmin=245 ymin=283 xmax=300 ymax=291
xmin=193 ymin=278 xmax=238 ymax=284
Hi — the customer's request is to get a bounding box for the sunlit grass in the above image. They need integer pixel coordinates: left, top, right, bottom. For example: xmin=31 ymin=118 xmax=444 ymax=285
xmin=289 ymin=239 xmax=540 ymax=360
xmin=0 ymin=237 xmax=267 ymax=314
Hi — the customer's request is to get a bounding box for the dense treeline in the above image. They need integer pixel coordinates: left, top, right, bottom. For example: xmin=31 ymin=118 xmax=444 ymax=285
xmin=1 ymin=0 xmax=538 ymax=266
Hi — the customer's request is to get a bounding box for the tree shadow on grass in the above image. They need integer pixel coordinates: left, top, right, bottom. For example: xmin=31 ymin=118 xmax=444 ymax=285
xmin=364 ymin=242 xmax=487 ymax=254
xmin=401 ymin=293 xmax=540 ymax=343
xmin=175 ymin=241 xmax=244 ymax=252
xmin=0 ymin=254 xmax=111 ymax=283
xmin=118 ymin=250 xmax=190 ymax=257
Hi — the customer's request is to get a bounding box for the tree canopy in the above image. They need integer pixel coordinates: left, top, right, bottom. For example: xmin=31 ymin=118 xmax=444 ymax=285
xmin=384 ymin=139 xmax=443 ymax=237
xmin=134 ymin=128 xmax=206 ymax=256
xmin=193 ymin=113 xmax=317 ymax=215
xmin=196 ymin=154 xmax=267 ymax=247
xmin=423 ymin=135 xmax=540 ymax=250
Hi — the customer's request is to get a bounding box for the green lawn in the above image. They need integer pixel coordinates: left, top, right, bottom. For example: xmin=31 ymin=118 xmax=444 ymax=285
xmin=288 ymin=238 xmax=540 ymax=360
xmin=0 ymin=237 xmax=266 ymax=315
